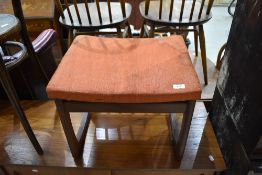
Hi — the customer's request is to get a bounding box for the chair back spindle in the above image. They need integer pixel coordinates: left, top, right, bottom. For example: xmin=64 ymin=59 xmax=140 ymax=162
xmin=95 ymin=0 xmax=103 ymax=24
xmin=73 ymin=0 xmax=82 ymax=24
xmin=144 ymin=0 xmax=214 ymax=23
xmin=206 ymin=0 xmax=214 ymax=15
xmin=55 ymin=0 xmax=65 ymax=19
xmin=169 ymin=0 xmax=174 ymax=21
xmin=179 ymin=0 xmax=186 ymax=21
xmin=84 ymin=0 xmax=92 ymax=24
xmin=159 ymin=0 xmax=163 ymax=19
xmin=55 ymin=0 xmax=131 ymax=30
xmin=189 ymin=0 xmax=197 ymax=20
xmin=198 ymin=0 xmax=206 ymax=19
xmin=64 ymin=0 xmax=74 ymax=23
xmin=107 ymin=0 xmax=113 ymax=22
xmin=145 ymin=0 xmax=150 ymax=15
xmin=119 ymin=0 xmax=127 ymax=18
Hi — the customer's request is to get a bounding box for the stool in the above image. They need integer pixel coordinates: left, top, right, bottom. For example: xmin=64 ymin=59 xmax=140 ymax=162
xmin=47 ymin=35 xmax=202 ymax=159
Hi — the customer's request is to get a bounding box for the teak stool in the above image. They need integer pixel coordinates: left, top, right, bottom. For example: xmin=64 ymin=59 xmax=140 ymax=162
xmin=47 ymin=35 xmax=201 ymax=159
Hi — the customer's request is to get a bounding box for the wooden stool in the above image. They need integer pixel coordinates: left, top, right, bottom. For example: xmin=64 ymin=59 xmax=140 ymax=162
xmin=47 ymin=35 xmax=202 ymax=159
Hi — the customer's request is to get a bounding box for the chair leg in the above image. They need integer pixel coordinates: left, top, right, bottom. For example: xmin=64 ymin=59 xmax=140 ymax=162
xmin=55 ymin=100 xmax=91 ymax=158
xmin=17 ymin=67 xmax=36 ymax=99
xmin=0 ymin=59 xmax=43 ymax=155
xmin=126 ymin=22 xmax=132 ymax=38
xmin=149 ymin=23 xmax=155 ymax=38
xmin=68 ymin=29 xmax=74 ymax=47
xmin=198 ymin=25 xmax=208 ymax=85
xmin=116 ymin=26 xmax=123 ymax=38
xmin=140 ymin=21 xmax=146 ymax=38
xmin=0 ymin=165 xmax=9 ymax=175
xmin=194 ymin=26 xmax=199 ymax=57
xmin=216 ymin=43 xmax=227 ymax=70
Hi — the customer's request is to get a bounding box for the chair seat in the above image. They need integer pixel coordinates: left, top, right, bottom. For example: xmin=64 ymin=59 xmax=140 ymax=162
xmin=139 ymin=1 xmax=212 ymax=27
xmin=47 ymin=35 xmax=201 ymax=103
xmin=60 ymin=2 xmax=132 ymax=29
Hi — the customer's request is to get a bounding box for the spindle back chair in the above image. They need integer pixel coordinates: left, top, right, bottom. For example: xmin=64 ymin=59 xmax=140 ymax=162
xmin=139 ymin=0 xmax=215 ymax=85
xmin=55 ymin=0 xmax=132 ymax=46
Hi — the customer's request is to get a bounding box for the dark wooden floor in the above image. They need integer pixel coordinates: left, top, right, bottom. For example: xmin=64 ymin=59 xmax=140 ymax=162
xmin=0 ymin=100 xmax=225 ymax=174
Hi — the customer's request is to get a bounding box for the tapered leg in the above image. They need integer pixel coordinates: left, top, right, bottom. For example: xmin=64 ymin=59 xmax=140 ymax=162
xmin=170 ymin=101 xmax=195 ymax=159
xmin=149 ymin=23 xmax=155 ymax=38
xmin=55 ymin=100 xmax=90 ymax=158
xmin=68 ymin=29 xmax=74 ymax=47
xmin=0 ymin=165 xmax=9 ymax=175
xmin=194 ymin=26 xmax=199 ymax=57
xmin=0 ymin=58 xmax=43 ymax=155
xmin=116 ymin=26 xmax=122 ymax=38
xmin=140 ymin=21 xmax=146 ymax=38
xmin=199 ymin=25 xmax=208 ymax=85
xmin=126 ymin=22 xmax=132 ymax=38
xmin=216 ymin=43 xmax=227 ymax=70
xmin=18 ymin=67 xmax=36 ymax=99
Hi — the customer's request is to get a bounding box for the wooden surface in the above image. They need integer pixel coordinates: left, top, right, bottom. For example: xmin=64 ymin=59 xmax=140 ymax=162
xmin=0 ymin=100 xmax=225 ymax=173
xmin=0 ymin=0 xmax=56 ymax=39
xmin=0 ymin=0 xmax=54 ymax=18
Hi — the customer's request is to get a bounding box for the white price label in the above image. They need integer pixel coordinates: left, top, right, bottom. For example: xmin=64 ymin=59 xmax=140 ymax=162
xmin=173 ymin=84 xmax=185 ymax=89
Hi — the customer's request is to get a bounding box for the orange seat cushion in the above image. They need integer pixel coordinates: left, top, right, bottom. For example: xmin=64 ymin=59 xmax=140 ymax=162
xmin=47 ymin=35 xmax=201 ymax=103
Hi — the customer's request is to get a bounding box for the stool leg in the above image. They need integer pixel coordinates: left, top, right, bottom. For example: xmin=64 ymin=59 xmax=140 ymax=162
xmin=199 ymin=25 xmax=208 ymax=85
xmin=193 ymin=26 xmax=199 ymax=57
xmin=0 ymin=59 xmax=43 ymax=154
xmin=55 ymin=100 xmax=90 ymax=158
xmin=172 ymin=101 xmax=195 ymax=159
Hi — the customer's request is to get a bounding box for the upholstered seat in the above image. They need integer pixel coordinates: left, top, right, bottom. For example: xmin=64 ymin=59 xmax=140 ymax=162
xmin=47 ymin=35 xmax=201 ymax=103
xmin=47 ymin=35 xmax=202 ymax=159
xmin=47 ymin=36 xmax=201 ymax=103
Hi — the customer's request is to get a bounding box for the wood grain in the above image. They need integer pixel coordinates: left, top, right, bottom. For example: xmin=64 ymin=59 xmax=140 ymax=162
xmin=0 ymin=0 xmax=54 ymax=18
xmin=0 ymin=100 xmax=225 ymax=172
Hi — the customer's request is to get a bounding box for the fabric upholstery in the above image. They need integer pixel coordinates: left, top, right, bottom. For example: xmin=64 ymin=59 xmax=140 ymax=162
xmin=47 ymin=35 xmax=201 ymax=103
xmin=32 ymin=29 xmax=56 ymax=53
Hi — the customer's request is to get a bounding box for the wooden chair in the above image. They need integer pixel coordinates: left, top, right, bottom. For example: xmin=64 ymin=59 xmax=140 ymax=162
xmin=54 ymin=0 xmax=133 ymax=46
xmin=0 ymin=0 xmax=49 ymax=154
xmin=216 ymin=43 xmax=226 ymax=70
xmin=10 ymin=0 xmax=49 ymax=83
xmin=1 ymin=29 xmax=58 ymax=99
xmin=139 ymin=0 xmax=215 ymax=85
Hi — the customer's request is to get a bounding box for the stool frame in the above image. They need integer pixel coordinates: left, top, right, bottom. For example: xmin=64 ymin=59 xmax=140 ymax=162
xmin=55 ymin=99 xmax=195 ymax=159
